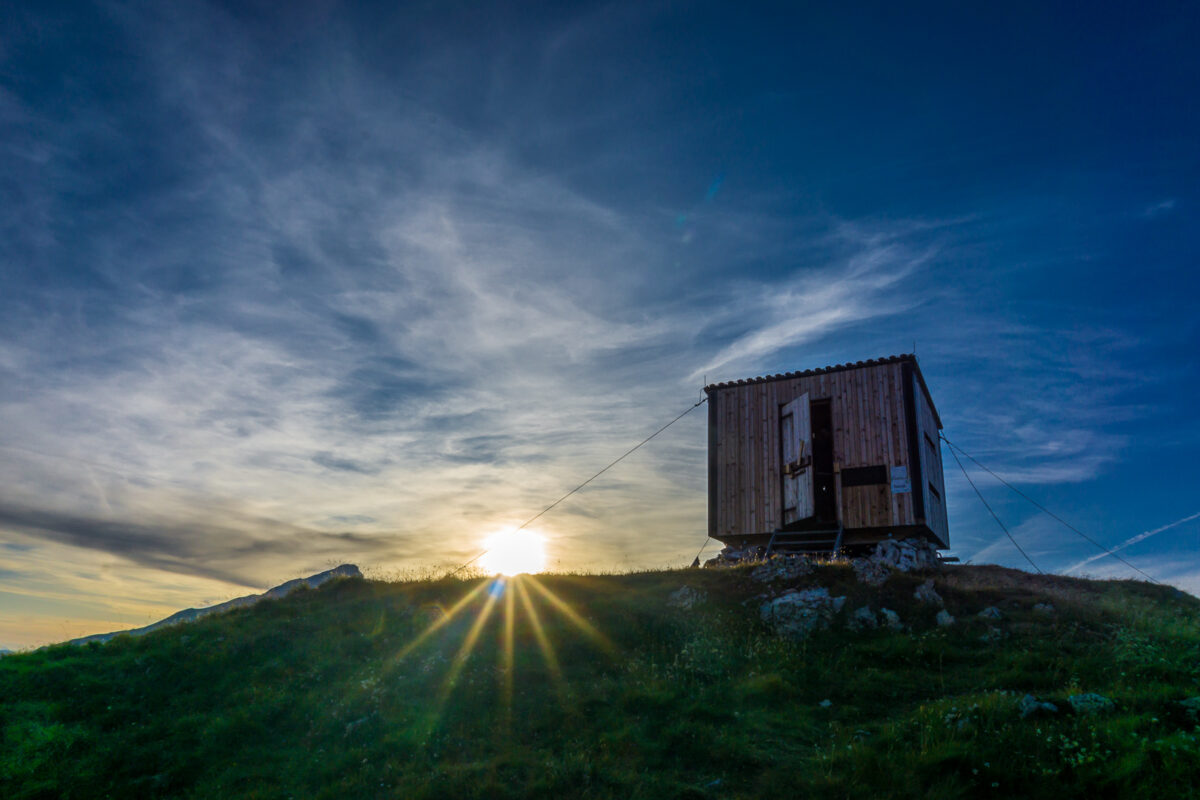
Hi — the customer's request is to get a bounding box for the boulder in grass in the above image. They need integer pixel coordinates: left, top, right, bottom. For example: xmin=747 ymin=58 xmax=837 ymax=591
xmin=761 ymin=587 xmax=846 ymax=640
xmin=978 ymin=606 xmax=1002 ymax=620
xmin=667 ymin=586 xmax=707 ymax=611
xmin=848 ymin=606 xmax=878 ymax=630
xmin=416 ymin=605 xmax=448 ymax=627
xmin=936 ymin=609 xmax=955 ymax=627
xmin=914 ymin=579 xmax=944 ymax=607
xmin=1180 ymin=697 xmax=1200 ymax=721
xmin=1019 ymin=694 xmax=1058 ymax=719
xmin=1067 ymin=693 xmax=1115 ymax=715
xmin=879 ymin=608 xmax=904 ymax=630
xmin=1033 ymin=602 xmax=1056 ymax=616
xmin=979 ymin=627 xmax=1005 ymax=643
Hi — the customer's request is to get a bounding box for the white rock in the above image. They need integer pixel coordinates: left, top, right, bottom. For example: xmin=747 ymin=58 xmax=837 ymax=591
xmin=936 ymin=609 xmax=955 ymax=627
xmin=914 ymin=579 xmax=944 ymax=607
xmin=761 ymin=588 xmax=844 ymax=639
xmin=667 ymin=586 xmax=707 ymax=610
xmin=848 ymin=605 xmax=878 ymax=630
xmin=1019 ymin=694 xmax=1058 ymax=719
xmin=879 ymin=608 xmax=903 ymax=630
xmin=1067 ymin=693 xmax=1115 ymax=715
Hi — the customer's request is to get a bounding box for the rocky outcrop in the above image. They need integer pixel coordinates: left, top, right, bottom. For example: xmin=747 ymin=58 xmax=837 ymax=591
xmin=68 ymin=564 xmax=363 ymax=646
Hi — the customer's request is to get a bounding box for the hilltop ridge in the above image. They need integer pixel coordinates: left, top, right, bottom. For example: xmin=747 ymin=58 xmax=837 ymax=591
xmin=3 ymin=562 xmax=1199 ymax=798
xmin=66 ymin=564 xmax=363 ymax=646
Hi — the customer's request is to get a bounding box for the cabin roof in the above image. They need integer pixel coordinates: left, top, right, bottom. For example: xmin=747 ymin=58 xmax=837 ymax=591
xmin=703 ymin=353 xmax=943 ymax=429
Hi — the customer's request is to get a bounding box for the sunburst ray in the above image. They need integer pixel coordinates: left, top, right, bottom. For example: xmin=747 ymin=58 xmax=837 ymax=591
xmin=437 ymin=582 xmax=501 ymax=703
xmin=524 ymin=575 xmax=616 ymax=654
xmin=514 ymin=577 xmax=562 ymax=682
xmin=500 ymin=576 xmax=515 ymax=730
xmin=389 ymin=578 xmax=490 ymax=666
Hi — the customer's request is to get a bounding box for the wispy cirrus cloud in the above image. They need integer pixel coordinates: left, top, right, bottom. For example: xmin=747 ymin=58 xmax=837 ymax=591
xmin=0 ymin=0 xmax=954 ymax=626
xmin=3 ymin=0 xmax=1197 ymax=649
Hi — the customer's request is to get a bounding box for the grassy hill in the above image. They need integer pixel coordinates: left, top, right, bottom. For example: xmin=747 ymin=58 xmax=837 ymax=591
xmin=3 ymin=563 xmax=1200 ymax=799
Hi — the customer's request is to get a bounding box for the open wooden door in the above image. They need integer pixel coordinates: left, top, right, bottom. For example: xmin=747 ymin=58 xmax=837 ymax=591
xmin=780 ymin=394 xmax=814 ymax=525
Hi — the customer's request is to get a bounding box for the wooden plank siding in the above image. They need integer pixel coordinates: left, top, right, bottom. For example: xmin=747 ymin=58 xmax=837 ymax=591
xmin=912 ymin=369 xmax=950 ymax=546
xmin=706 ymin=355 xmax=949 ymax=549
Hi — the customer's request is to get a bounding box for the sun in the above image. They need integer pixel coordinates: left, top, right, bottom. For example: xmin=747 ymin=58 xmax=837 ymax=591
xmin=478 ymin=529 xmax=547 ymax=576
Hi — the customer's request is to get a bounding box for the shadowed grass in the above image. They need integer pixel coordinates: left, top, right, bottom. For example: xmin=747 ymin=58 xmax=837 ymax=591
xmin=2 ymin=565 xmax=1200 ymax=798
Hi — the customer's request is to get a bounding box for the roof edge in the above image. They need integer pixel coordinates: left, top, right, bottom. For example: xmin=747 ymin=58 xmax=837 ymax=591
xmin=704 ymin=354 xmax=943 ymax=428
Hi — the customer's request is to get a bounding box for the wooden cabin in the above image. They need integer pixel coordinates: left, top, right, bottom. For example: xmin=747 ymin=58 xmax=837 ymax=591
xmin=705 ymin=354 xmax=948 ymax=555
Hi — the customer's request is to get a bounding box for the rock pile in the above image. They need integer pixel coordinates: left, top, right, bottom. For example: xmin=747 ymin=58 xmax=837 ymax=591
xmin=851 ymin=538 xmax=940 ymax=586
xmin=750 ymin=555 xmax=815 ymax=583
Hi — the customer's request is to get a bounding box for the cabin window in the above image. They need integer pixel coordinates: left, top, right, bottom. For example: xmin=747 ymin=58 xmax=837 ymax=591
xmin=841 ymin=465 xmax=888 ymax=487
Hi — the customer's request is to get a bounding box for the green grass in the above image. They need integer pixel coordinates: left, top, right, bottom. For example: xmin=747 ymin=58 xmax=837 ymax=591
xmin=3 ymin=564 xmax=1200 ymax=798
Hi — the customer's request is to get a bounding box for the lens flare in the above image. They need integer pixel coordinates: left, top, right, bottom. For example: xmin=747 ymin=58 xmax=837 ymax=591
xmin=478 ymin=529 xmax=546 ymax=576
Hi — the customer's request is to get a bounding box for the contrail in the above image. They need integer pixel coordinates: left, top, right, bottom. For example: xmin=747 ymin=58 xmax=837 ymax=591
xmin=1065 ymin=510 xmax=1200 ymax=575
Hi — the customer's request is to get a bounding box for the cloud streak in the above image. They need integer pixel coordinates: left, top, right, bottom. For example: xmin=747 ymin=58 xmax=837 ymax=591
xmin=1064 ymin=511 xmax=1200 ymax=576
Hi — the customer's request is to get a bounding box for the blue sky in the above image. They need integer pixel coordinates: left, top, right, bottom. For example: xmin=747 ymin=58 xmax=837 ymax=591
xmin=2 ymin=0 xmax=1198 ymax=648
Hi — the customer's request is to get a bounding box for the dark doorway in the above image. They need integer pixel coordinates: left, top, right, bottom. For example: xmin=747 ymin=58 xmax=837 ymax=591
xmin=811 ymin=399 xmax=836 ymax=522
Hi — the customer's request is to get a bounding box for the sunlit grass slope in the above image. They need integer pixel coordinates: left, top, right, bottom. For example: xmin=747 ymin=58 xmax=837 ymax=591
xmin=3 ymin=564 xmax=1200 ymax=799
